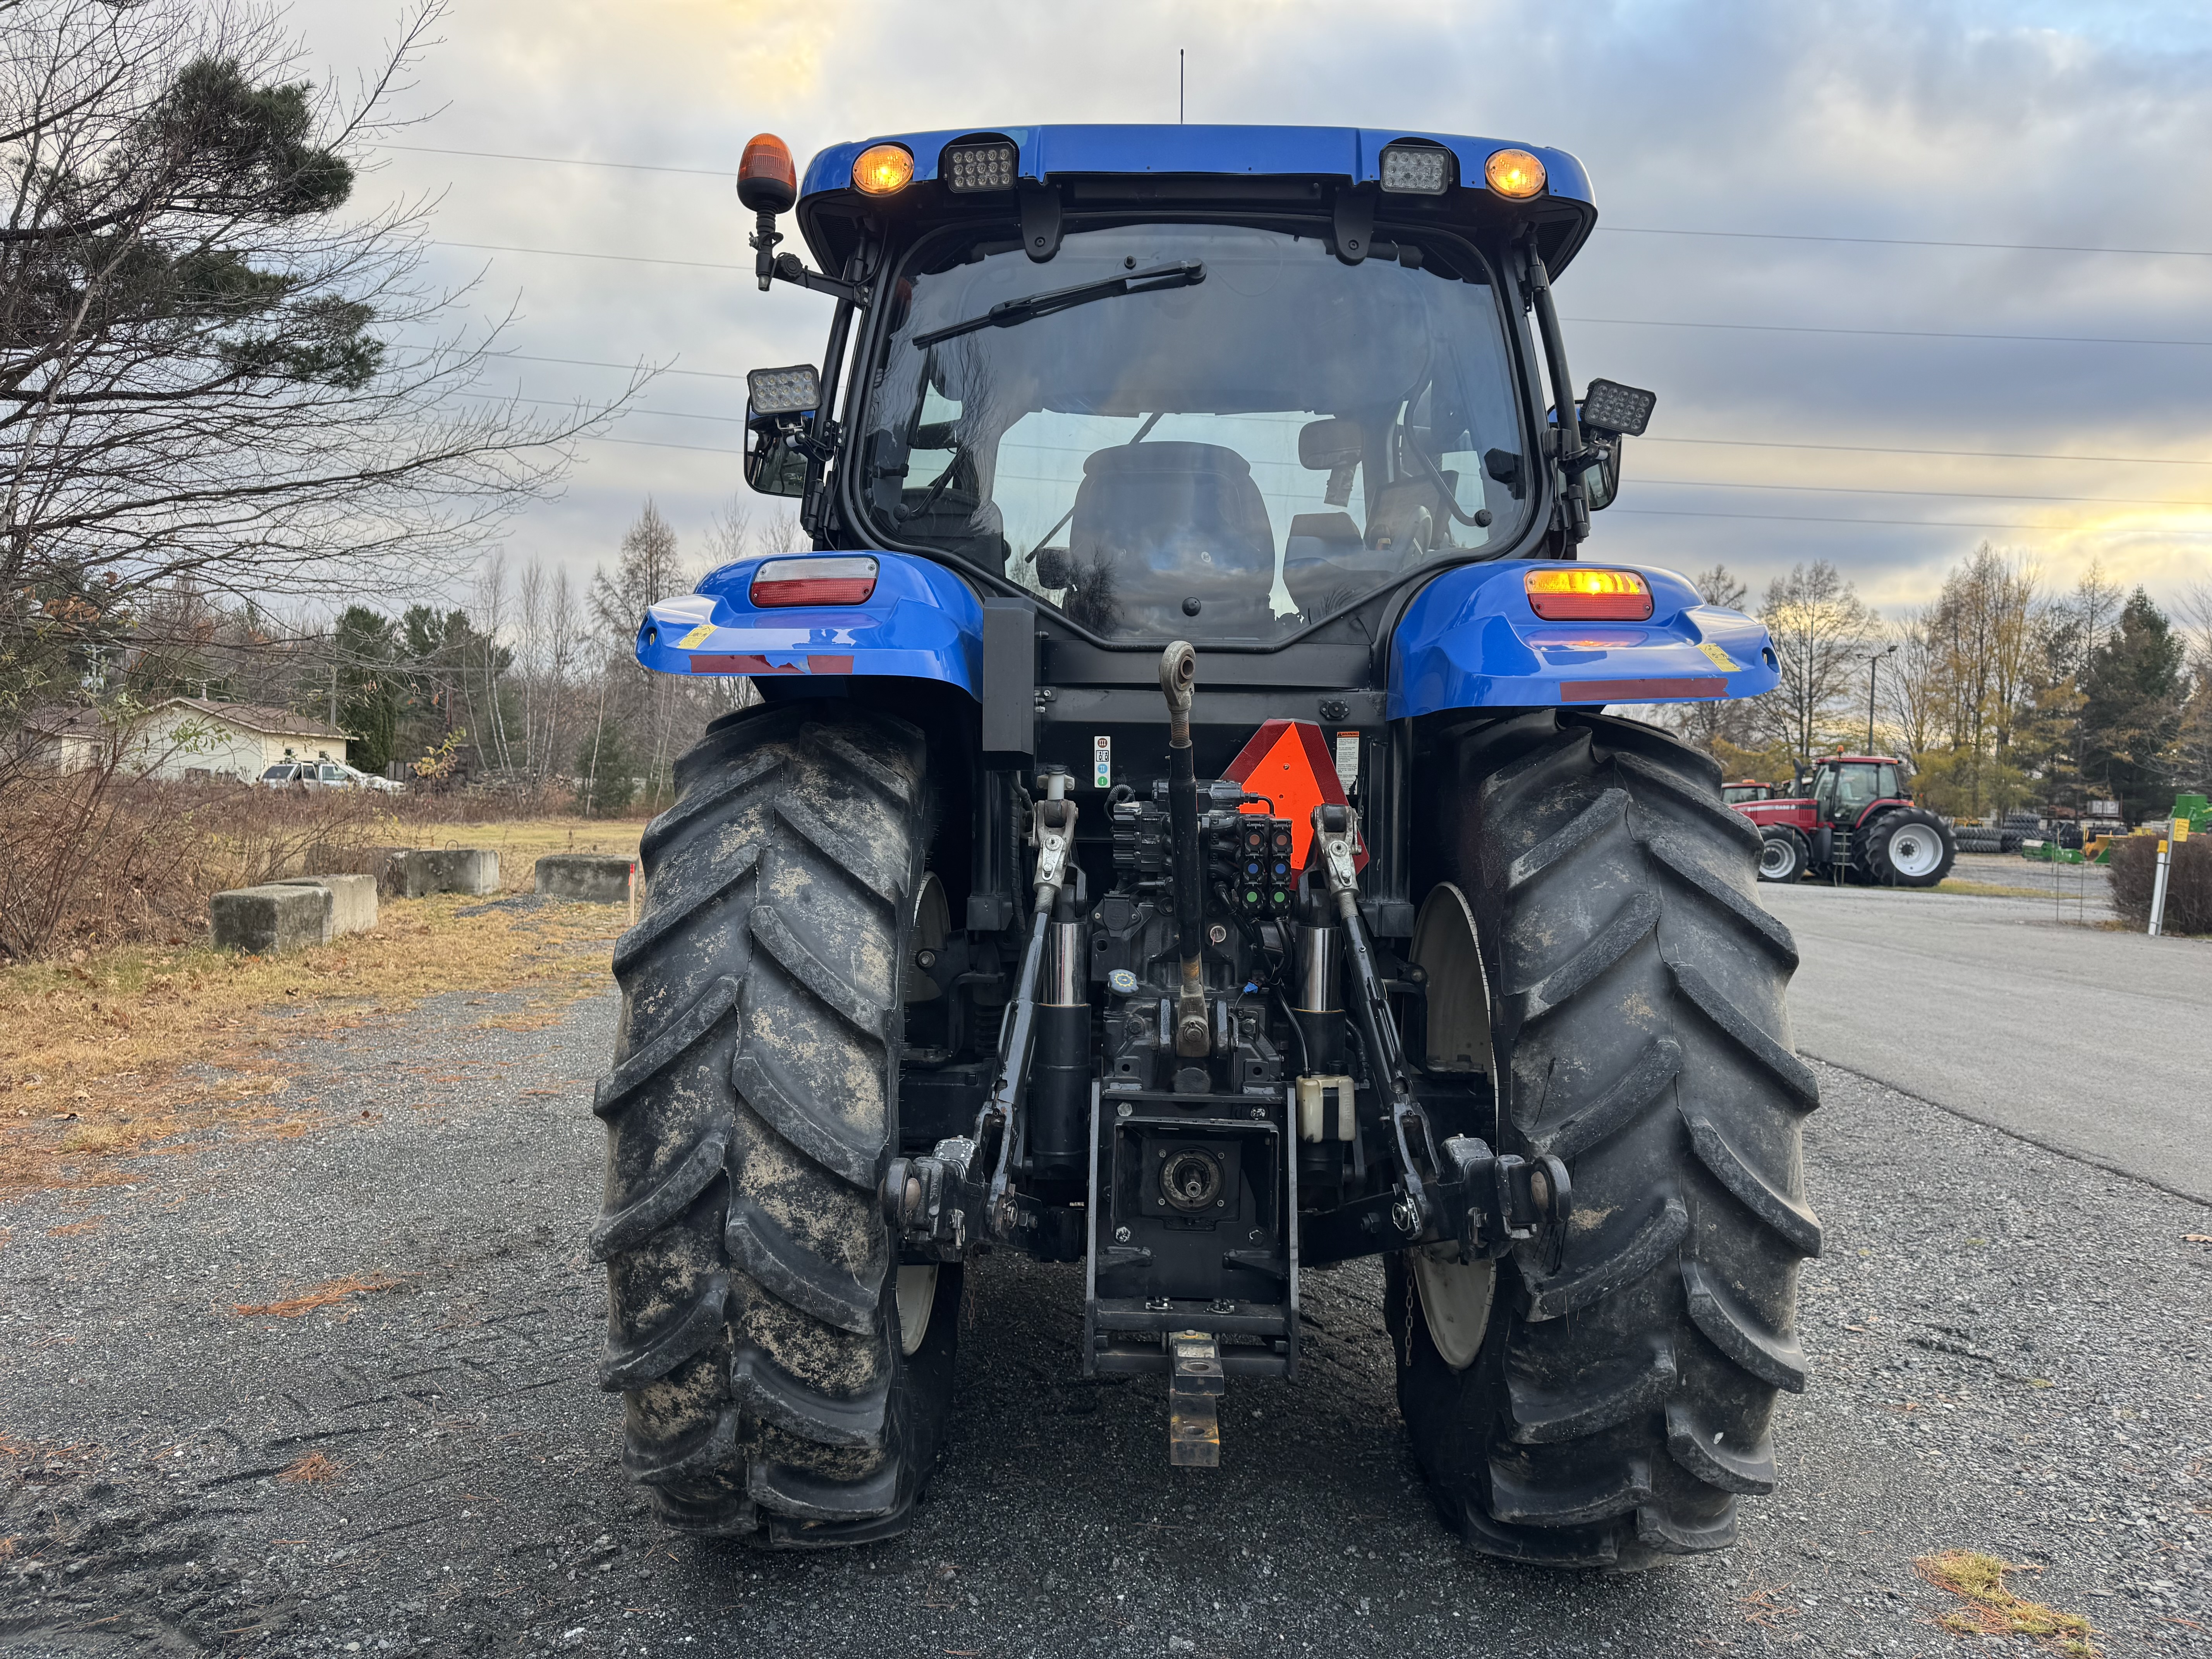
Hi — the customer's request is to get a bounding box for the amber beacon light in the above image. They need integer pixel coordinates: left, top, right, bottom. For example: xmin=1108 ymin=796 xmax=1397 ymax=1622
xmin=1484 ymin=147 xmax=1547 ymax=199
xmin=853 ymin=143 xmax=915 ymax=196
xmin=1523 ymin=567 xmax=1654 ymax=621
xmin=737 ymin=133 xmax=798 ymax=213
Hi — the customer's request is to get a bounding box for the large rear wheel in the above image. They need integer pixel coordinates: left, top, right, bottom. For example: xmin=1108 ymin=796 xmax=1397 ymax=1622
xmin=1389 ymin=710 xmax=1821 ymax=1568
xmin=1865 ymin=807 xmax=1955 ymax=888
xmin=592 ymin=704 xmax=960 ymax=1545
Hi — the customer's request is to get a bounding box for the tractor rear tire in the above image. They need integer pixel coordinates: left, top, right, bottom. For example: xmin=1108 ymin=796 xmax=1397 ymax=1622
xmin=1756 ymin=829 xmax=1807 ymax=884
xmin=1389 ymin=710 xmax=1820 ymax=1569
xmin=592 ymin=702 xmax=960 ymax=1545
xmin=1865 ymin=807 xmax=1955 ymax=888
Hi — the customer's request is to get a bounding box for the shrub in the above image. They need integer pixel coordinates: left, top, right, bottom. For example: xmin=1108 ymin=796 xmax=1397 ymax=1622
xmin=2108 ymin=834 xmax=2212 ymax=934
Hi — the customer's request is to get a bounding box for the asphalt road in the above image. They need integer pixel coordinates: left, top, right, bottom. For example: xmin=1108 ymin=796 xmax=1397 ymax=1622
xmin=3 ymin=913 xmax=2210 ymax=1657
xmin=1760 ymin=859 xmax=2212 ymax=1204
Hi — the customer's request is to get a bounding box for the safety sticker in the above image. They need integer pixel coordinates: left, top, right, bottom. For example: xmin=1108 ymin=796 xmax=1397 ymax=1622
xmin=1094 ymin=734 xmax=1112 ymax=789
xmin=677 ymin=621 xmax=716 ymax=649
xmin=1334 ymin=732 xmax=1360 ymax=791
xmin=1695 ymin=641 xmax=1741 ymax=672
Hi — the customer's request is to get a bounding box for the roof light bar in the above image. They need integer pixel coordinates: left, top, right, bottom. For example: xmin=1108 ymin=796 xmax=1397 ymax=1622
xmin=1523 ymin=567 xmax=1654 ymax=622
xmin=944 ymin=141 xmax=1017 ymax=192
xmin=1378 ymin=143 xmax=1450 ymax=195
xmin=746 ymin=364 xmax=820 ymax=416
xmin=1484 ymin=148 xmax=1547 ymax=200
xmin=852 ymin=143 xmax=914 ymax=196
xmin=750 ymin=556 xmax=879 ymax=608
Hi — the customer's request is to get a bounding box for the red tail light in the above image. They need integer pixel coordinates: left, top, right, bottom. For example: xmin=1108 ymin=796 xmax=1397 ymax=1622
xmin=1524 ymin=567 xmax=1654 ymax=621
xmin=749 ymin=556 xmax=878 ymax=607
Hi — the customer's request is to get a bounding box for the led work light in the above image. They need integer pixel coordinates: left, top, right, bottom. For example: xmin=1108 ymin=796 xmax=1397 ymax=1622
xmin=1378 ymin=143 xmax=1451 ymax=195
xmin=1484 ymin=148 xmax=1546 ymax=199
xmin=853 ymin=143 xmax=915 ymax=195
xmin=1580 ymin=378 xmax=1658 ymax=438
xmin=746 ymin=364 xmax=820 ymax=416
xmin=1523 ymin=567 xmax=1654 ymax=622
xmin=944 ymin=141 xmax=1018 ymax=192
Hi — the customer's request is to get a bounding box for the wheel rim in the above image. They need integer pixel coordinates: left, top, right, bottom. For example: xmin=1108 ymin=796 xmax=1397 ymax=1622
xmin=1408 ymin=883 xmax=1499 ymax=1369
xmin=895 ymin=1264 xmax=938 ymax=1357
xmin=1888 ymin=826 xmax=1942 ymax=878
xmin=1410 ymin=883 xmax=1490 ymax=1073
xmin=1759 ymin=836 xmax=1796 ymax=879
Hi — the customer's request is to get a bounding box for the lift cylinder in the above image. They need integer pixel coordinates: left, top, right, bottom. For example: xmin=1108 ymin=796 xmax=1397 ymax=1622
xmin=1029 ymin=908 xmax=1090 ymax=1178
xmin=1290 ymin=909 xmax=1347 ymax=1075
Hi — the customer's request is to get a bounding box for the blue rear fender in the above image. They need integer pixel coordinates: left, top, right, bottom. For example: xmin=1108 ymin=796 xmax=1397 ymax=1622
xmin=635 ymin=551 xmax=983 ymax=693
xmin=1388 ymin=561 xmax=1779 ymax=720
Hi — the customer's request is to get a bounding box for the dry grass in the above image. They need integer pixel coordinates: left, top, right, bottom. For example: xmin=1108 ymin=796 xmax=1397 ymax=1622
xmin=1936 ymin=879 xmax=2069 ymax=900
xmin=0 ymin=890 xmax=625 ymax=1193
xmin=230 ymin=1272 xmax=402 ymax=1319
xmin=1916 ymin=1550 xmax=2098 ymax=1657
xmin=275 ymin=1451 xmax=341 ymax=1483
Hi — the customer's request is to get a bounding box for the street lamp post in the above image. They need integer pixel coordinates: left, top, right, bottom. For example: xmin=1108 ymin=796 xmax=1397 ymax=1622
xmin=1865 ymin=643 xmax=1897 ymax=752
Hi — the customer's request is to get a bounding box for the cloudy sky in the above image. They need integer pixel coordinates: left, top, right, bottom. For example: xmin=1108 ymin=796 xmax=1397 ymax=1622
xmin=293 ymin=0 xmax=2212 ymax=621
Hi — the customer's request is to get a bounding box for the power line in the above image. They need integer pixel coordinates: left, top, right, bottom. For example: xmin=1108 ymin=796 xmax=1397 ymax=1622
xmin=433 ymin=239 xmax=745 ymax=272
xmin=484 ymin=350 xmax=747 ymax=381
xmin=1613 ymin=505 xmax=2212 ymax=533
xmin=1565 ymin=314 xmax=2212 ymax=349
xmin=433 ymin=235 xmax=2212 ymax=350
xmin=1636 ymin=477 xmax=2212 ymax=509
xmin=1642 ymin=434 xmax=2212 ymax=468
xmin=1600 ymin=225 xmax=2212 ymax=259
xmin=381 ymin=142 xmax=733 ymax=179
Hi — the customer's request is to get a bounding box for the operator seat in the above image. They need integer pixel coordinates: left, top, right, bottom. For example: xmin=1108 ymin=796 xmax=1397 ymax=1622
xmin=1066 ymin=441 xmax=1277 ymax=635
xmin=1283 ymin=417 xmax=1457 ymax=615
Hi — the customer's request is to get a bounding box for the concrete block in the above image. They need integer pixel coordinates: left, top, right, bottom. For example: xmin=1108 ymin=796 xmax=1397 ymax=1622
xmin=534 ymin=854 xmax=636 ymax=903
xmin=273 ymin=874 xmax=379 ymax=936
xmin=386 ymin=847 xmax=501 ymax=898
xmin=211 ymin=884 xmax=331 ymax=954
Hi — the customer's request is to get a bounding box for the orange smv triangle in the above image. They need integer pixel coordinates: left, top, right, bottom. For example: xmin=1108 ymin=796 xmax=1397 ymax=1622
xmin=1221 ymin=719 xmax=1362 ymax=871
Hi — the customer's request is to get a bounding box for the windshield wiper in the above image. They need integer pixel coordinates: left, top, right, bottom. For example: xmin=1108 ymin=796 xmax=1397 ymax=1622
xmin=911 ymin=260 xmax=1206 ymax=349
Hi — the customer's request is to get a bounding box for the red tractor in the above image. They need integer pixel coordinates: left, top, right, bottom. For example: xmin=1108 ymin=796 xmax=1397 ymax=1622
xmin=1735 ymin=754 xmax=1956 ymax=887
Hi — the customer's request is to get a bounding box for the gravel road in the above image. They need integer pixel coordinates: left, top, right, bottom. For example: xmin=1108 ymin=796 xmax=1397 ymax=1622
xmin=4 ymin=951 xmax=2209 ymax=1657
xmin=1761 ymin=866 xmax=2212 ymax=1203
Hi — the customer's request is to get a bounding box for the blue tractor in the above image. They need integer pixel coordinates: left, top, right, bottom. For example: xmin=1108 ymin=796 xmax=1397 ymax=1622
xmin=597 ymin=124 xmax=1817 ymax=1568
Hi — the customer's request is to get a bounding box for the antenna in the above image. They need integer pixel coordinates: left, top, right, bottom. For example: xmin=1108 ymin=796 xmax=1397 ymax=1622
xmin=1179 ymin=49 xmax=1184 ymax=124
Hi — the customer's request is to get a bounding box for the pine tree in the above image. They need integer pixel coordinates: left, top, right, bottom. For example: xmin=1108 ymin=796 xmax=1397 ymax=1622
xmin=2080 ymin=589 xmax=2184 ymax=823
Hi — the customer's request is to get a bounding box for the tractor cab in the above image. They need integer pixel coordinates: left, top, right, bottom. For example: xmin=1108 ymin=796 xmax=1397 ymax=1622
xmin=1805 ymin=756 xmax=1904 ymax=822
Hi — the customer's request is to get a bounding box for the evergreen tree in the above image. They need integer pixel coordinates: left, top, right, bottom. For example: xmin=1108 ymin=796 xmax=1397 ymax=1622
xmin=2080 ymin=589 xmax=2184 ymax=823
xmin=332 ymin=605 xmax=404 ymax=773
xmin=576 ymin=721 xmax=635 ymax=816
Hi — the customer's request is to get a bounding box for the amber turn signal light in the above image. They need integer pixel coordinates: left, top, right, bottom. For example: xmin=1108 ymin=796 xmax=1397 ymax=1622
xmin=737 ymin=133 xmax=797 ymax=215
xmin=1524 ymin=567 xmax=1653 ymax=621
xmin=1484 ymin=148 xmax=1547 ymax=199
xmin=852 ymin=143 xmax=915 ymax=196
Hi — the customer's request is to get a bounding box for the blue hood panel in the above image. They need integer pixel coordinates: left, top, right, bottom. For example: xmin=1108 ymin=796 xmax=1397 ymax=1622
xmin=636 ymin=552 xmax=983 ymax=694
xmin=1389 ymin=562 xmax=1779 ymax=720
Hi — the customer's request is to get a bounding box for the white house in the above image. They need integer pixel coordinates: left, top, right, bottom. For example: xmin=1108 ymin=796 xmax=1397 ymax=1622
xmin=35 ymin=697 xmax=350 ymax=782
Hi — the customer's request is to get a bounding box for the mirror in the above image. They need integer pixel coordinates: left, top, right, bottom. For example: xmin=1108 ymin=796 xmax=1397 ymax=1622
xmin=1582 ymin=434 xmax=1621 ymax=512
xmin=744 ymin=407 xmax=810 ymax=498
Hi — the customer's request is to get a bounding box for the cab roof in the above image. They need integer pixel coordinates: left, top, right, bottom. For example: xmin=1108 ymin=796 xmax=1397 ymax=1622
xmin=795 ymin=123 xmax=1597 ymax=276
